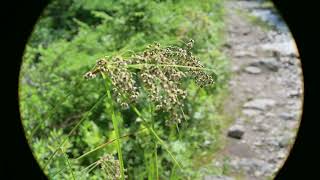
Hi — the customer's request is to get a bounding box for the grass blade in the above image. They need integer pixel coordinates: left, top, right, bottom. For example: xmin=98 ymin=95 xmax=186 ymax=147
xmin=51 ymin=166 xmax=67 ymax=178
xmin=155 ymin=143 xmax=159 ymax=180
xmin=74 ymin=128 xmax=147 ymax=161
xmin=80 ymin=160 xmax=99 ymax=175
xmin=111 ymin=111 xmax=125 ymax=180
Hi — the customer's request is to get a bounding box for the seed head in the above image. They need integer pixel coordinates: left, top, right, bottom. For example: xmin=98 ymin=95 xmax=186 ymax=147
xmin=98 ymin=154 xmax=125 ymax=179
xmin=84 ymin=40 xmax=216 ymax=124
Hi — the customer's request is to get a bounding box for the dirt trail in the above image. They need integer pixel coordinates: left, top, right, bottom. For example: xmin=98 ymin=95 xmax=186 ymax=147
xmin=206 ymin=0 xmax=303 ymax=179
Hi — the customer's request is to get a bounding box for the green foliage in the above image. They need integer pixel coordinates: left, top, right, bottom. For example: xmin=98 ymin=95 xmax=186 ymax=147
xmin=20 ymin=0 xmax=230 ymax=179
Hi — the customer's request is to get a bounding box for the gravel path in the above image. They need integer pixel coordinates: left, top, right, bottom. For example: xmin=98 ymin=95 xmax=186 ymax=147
xmin=206 ymin=0 xmax=303 ymax=179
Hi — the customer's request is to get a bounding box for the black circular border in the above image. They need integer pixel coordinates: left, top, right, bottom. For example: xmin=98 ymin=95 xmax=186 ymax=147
xmin=3 ymin=0 xmax=316 ymax=179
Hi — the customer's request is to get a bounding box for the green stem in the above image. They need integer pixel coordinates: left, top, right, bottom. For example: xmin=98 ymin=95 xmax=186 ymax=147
xmin=169 ymin=164 xmax=177 ymax=180
xmin=148 ymin=126 xmax=182 ymax=169
xmin=111 ymin=112 xmax=125 ymax=180
xmin=51 ymin=166 xmax=67 ymax=178
xmin=133 ymin=107 xmax=182 ymax=169
xmin=102 ymin=73 xmax=125 ymax=180
xmin=86 ymin=162 xmax=100 ymax=174
xmin=155 ymin=143 xmax=159 ymax=180
xmin=146 ymin=152 xmax=153 ymax=180
xmin=80 ymin=160 xmax=99 ymax=175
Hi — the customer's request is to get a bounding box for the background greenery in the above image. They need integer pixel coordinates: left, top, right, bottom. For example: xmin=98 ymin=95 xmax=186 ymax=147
xmin=19 ymin=0 xmax=231 ymax=179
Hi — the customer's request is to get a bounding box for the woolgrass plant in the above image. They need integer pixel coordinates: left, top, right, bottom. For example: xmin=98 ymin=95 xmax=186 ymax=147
xmin=80 ymin=40 xmax=217 ymax=179
xmin=40 ymin=39 xmax=218 ymax=179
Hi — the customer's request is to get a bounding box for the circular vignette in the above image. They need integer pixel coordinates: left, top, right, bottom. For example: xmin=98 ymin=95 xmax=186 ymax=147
xmin=6 ymin=0 xmax=49 ymax=179
xmin=7 ymin=0 xmax=312 ymax=179
xmin=271 ymin=1 xmax=313 ymax=179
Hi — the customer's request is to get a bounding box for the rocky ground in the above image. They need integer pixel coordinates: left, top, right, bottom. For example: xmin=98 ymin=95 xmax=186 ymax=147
xmin=206 ymin=0 xmax=303 ymax=179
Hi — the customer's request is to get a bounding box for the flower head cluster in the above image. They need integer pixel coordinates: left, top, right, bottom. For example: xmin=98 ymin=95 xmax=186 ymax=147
xmin=85 ymin=57 xmax=139 ymax=110
xmin=98 ymin=154 xmax=126 ymax=179
xmin=84 ymin=40 xmax=216 ymax=124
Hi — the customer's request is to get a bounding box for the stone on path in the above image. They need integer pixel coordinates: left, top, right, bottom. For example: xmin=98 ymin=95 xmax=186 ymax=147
xmin=244 ymin=66 xmax=262 ymax=74
xmin=243 ymin=98 xmax=276 ymax=111
xmin=242 ymin=109 xmax=260 ymax=117
xmin=279 ymin=112 xmax=295 ymax=121
xmin=227 ymin=125 xmax=245 ymax=139
xmin=278 ymin=136 xmax=291 ymax=148
xmin=250 ymin=58 xmax=279 ymax=72
xmin=234 ymin=50 xmax=257 ymax=58
xmin=287 ymin=89 xmax=301 ymax=98
xmin=258 ymin=41 xmax=298 ymax=57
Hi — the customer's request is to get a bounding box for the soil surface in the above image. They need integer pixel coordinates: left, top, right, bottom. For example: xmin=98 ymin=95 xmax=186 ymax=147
xmin=205 ymin=0 xmax=303 ymax=179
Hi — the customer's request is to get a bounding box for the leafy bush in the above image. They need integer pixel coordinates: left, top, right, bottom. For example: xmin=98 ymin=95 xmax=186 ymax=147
xmin=20 ymin=0 xmax=230 ymax=179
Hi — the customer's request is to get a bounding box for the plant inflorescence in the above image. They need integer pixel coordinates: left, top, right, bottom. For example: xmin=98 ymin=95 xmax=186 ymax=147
xmin=98 ymin=154 xmax=126 ymax=180
xmin=84 ymin=40 xmax=216 ymax=124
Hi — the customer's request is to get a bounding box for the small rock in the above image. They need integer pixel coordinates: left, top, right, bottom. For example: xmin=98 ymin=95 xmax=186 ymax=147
xmin=268 ymin=138 xmax=281 ymax=147
xmin=255 ymin=123 xmax=269 ymax=132
xmin=279 ymin=112 xmax=295 ymax=120
xmin=252 ymin=125 xmax=260 ymax=131
xmin=204 ymin=175 xmax=235 ymax=180
xmin=253 ymin=141 xmax=263 ymax=147
xmin=243 ymin=31 xmax=249 ymax=36
xmin=231 ymin=66 xmax=240 ymax=72
xmin=277 ymin=150 xmax=287 ymax=159
xmin=265 ymin=112 xmax=275 ymax=117
xmin=278 ymin=137 xmax=291 ymax=148
xmin=268 ymin=158 xmax=277 ymax=164
xmin=280 ymin=56 xmax=293 ymax=64
xmin=243 ymin=98 xmax=276 ymax=111
xmin=242 ymin=109 xmax=260 ymax=117
xmin=222 ymin=43 xmax=232 ymax=49
xmin=229 ymin=80 xmax=237 ymax=86
xmin=227 ymin=125 xmax=245 ymax=139
xmin=254 ymin=170 xmax=263 ymax=177
xmin=234 ymin=51 xmax=257 ymax=58
xmin=250 ymin=58 xmax=279 ymax=72
xmin=244 ymin=66 xmax=262 ymax=74
xmin=287 ymin=89 xmax=301 ymax=98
